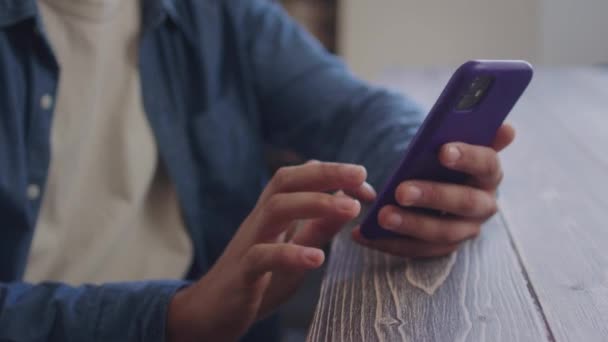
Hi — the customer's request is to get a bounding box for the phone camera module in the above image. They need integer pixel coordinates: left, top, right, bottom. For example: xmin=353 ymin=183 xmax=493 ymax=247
xmin=456 ymin=75 xmax=494 ymax=110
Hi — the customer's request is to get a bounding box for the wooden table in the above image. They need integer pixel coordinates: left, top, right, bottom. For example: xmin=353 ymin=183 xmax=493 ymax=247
xmin=307 ymin=68 xmax=608 ymax=341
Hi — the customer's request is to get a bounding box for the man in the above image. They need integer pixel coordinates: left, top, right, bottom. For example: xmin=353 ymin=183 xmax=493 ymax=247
xmin=0 ymin=0 xmax=514 ymax=341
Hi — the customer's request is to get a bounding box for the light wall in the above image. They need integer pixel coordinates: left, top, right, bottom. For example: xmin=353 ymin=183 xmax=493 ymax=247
xmin=339 ymin=0 xmax=608 ymax=79
xmin=540 ymin=0 xmax=608 ymax=64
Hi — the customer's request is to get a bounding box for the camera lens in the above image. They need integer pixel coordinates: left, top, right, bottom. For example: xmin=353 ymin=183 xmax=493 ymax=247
xmin=455 ymin=75 xmax=494 ymax=111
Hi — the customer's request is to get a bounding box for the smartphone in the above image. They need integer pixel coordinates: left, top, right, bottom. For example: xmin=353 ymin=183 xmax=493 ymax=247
xmin=360 ymin=60 xmax=533 ymax=239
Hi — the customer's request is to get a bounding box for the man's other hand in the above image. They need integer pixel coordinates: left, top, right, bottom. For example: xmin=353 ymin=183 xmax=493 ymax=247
xmin=167 ymin=161 xmax=374 ymax=342
xmin=352 ymin=123 xmax=516 ymax=258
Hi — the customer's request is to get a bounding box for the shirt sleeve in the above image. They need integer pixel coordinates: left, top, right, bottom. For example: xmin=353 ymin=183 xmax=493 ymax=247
xmin=241 ymin=0 xmax=424 ymax=187
xmin=0 ymin=280 xmax=189 ymax=342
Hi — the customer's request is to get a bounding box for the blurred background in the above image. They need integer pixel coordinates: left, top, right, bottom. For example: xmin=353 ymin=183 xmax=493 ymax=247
xmin=277 ymin=0 xmax=608 ymax=340
xmin=282 ymin=0 xmax=608 ymax=79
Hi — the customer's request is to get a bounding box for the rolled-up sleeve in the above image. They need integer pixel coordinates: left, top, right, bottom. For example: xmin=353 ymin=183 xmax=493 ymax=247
xmin=0 ymin=280 xmax=189 ymax=342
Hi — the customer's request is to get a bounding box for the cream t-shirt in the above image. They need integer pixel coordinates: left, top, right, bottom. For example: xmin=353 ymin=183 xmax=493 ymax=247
xmin=25 ymin=0 xmax=193 ymax=284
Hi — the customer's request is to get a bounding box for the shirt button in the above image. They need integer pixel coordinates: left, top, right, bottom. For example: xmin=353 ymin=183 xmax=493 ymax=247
xmin=40 ymin=94 xmax=54 ymax=111
xmin=27 ymin=184 xmax=41 ymax=200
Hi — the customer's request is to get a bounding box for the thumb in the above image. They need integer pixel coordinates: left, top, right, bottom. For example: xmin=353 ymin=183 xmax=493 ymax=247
xmin=242 ymin=243 xmax=325 ymax=282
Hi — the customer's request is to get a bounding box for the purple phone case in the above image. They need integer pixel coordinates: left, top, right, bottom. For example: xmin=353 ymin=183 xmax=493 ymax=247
xmin=360 ymin=60 xmax=533 ymax=239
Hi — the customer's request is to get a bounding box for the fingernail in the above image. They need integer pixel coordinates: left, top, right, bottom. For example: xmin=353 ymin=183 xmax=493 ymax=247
xmin=341 ymin=165 xmax=365 ymax=180
xmin=363 ymin=182 xmax=377 ymax=196
xmin=303 ymin=248 xmax=324 ymax=265
xmin=385 ymin=213 xmax=402 ymax=230
xmin=399 ymin=185 xmax=422 ymax=205
xmin=445 ymin=145 xmax=461 ymax=164
xmin=335 ymin=197 xmax=356 ymax=211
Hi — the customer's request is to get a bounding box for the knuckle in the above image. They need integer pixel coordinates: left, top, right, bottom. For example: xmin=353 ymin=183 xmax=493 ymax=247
xmin=272 ymin=167 xmax=292 ymax=190
xmin=487 ymin=197 xmax=499 ymax=217
xmin=420 ymin=183 xmax=440 ymax=205
xmin=320 ymin=162 xmax=336 ymax=180
xmin=402 ymin=213 xmax=426 ymax=234
xmin=245 ymin=245 xmax=264 ymax=267
xmin=265 ymin=194 xmax=284 ymax=214
xmin=459 ymin=188 xmax=481 ymax=215
xmin=427 ymin=226 xmax=447 ymax=243
xmin=483 ymin=154 xmax=501 ymax=178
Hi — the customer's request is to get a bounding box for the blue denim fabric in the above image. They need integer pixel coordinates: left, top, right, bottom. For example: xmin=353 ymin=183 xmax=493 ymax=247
xmin=0 ymin=0 xmax=422 ymax=340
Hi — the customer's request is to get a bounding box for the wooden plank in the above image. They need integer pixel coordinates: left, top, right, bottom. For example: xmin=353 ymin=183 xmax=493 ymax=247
xmin=497 ymin=69 xmax=608 ymax=341
xmin=307 ymin=215 xmax=548 ymax=341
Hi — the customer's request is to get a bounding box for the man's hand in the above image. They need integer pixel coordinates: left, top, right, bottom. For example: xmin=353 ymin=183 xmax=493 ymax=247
xmin=167 ymin=161 xmax=374 ymax=342
xmin=352 ymin=123 xmax=516 ymax=258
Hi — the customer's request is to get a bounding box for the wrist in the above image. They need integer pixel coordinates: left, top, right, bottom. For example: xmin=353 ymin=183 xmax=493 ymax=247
xmin=167 ymin=286 xmax=201 ymax=342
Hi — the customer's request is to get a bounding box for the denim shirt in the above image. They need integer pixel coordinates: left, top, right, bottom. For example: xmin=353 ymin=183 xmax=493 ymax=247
xmin=0 ymin=0 xmax=422 ymax=340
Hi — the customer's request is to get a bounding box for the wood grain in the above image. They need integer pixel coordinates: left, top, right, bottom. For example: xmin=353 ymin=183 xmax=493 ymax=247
xmin=307 ymin=216 xmax=548 ymax=341
xmin=498 ymin=69 xmax=608 ymax=342
xmin=308 ymin=68 xmax=608 ymax=341
xmin=405 ymin=251 xmax=457 ymax=296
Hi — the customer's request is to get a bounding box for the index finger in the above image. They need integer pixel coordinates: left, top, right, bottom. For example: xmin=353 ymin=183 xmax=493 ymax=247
xmin=439 ymin=143 xmax=502 ymax=190
xmin=491 ymin=123 xmax=516 ymax=152
xmin=261 ymin=161 xmax=367 ymax=199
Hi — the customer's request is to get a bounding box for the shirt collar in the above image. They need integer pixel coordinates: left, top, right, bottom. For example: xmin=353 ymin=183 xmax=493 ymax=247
xmin=0 ymin=0 xmax=180 ymax=29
